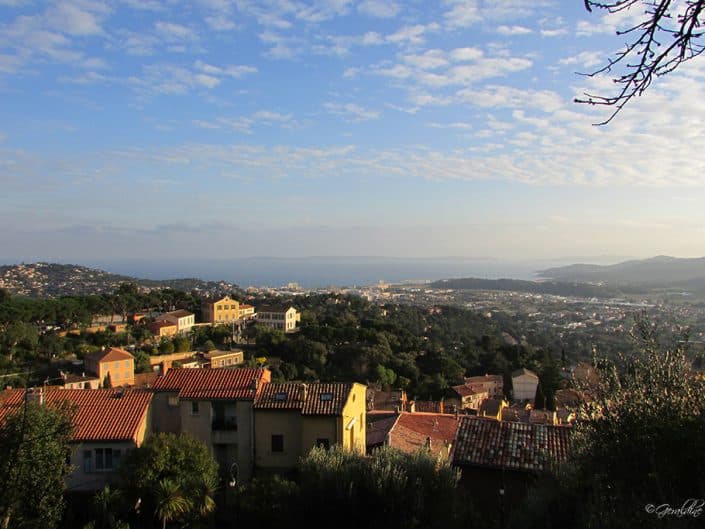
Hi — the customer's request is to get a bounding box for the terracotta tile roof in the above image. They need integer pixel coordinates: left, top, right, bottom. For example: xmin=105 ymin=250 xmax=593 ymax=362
xmin=164 ymin=309 xmax=193 ymax=318
xmin=388 ymin=412 xmax=460 ymax=458
xmin=501 ymin=407 xmax=529 ymax=422
xmin=464 ymin=374 xmax=503 ymax=384
xmin=152 ymin=367 xmax=270 ymax=400
xmin=149 ymin=321 xmax=177 ymax=329
xmin=0 ymin=388 xmax=152 ymax=443
xmin=256 ymin=305 xmax=294 ymax=313
xmin=452 ymin=385 xmax=479 ymax=398
xmin=86 ymin=347 xmax=133 ymax=363
xmin=254 ymin=382 xmax=355 ymax=415
xmin=479 ymin=398 xmax=505 ymax=417
xmin=452 ymin=416 xmax=572 ymax=473
xmin=367 ymin=414 xmax=399 ymax=447
xmin=511 ymin=368 xmax=539 ymax=379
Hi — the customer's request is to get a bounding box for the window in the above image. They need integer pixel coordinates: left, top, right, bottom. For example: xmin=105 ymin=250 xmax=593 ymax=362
xmin=125 ymin=360 xmax=130 ymax=369
xmin=320 ymin=392 xmax=333 ymax=402
xmin=271 ymin=434 xmax=284 ymax=453
xmin=94 ymin=448 xmax=121 ymax=471
xmin=274 ymin=392 xmax=288 ymax=401
xmin=83 ymin=450 xmax=91 ymax=472
xmin=316 ymin=438 xmax=330 ymax=450
xmin=191 ymin=401 xmax=200 ymax=415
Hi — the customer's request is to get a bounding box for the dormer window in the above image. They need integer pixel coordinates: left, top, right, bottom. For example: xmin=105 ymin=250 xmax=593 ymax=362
xmin=320 ymin=392 xmax=333 ymax=402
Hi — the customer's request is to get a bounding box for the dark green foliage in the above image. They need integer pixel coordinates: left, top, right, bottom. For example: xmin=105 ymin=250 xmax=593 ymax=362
xmin=229 ymin=446 xmax=477 ymax=529
xmin=515 ymin=319 xmax=705 ymax=529
xmin=133 ymin=350 xmax=152 ymax=374
xmin=0 ymin=401 xmax=75 ymax=529
xmin=157 ymin=340 xmax=174 ymax=356
xmin=116 ymin=433 xmax=219 ymax=529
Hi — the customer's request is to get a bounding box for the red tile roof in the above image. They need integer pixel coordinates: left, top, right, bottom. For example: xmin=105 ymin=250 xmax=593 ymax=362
xmin=452 ymin=416 xmax=572 ymax=473
xmin=366 ymin=414 xmax=399 ymax=447
xmin=163 ymin=309 xmax=193 ymax=318
xmin=387 ymin=412 xmax=460 ymax=458
xmin=0 ymin=388 xmax=152 ymax=443
xmin=254 ymin=382 xmax=355 ymax=415
xmin=464 ymin=374 xmax=503 ymax=384
xmin=87 ymin=347 xmax=134 ymax=363
xmin=153 ymin=367 xmax=270 ymax=400
xmin=452 ymin=384 xmax=480 ymax=398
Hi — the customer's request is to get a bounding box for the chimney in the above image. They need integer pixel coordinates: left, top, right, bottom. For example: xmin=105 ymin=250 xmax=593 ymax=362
xmin=299 ymin=383 xmax=308 ymax=402
xmin=250 ymin=378 xmax=259 ymax=392
xmin=439 ymin=399 xmax=444 ymax=414
xmin=409 ymin=401 xmax=416 ymax=413
xmin=25 ymin=387 xmax=44 ymax=406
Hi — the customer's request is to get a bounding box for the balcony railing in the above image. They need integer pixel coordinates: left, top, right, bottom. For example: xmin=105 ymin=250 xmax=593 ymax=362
xmin=212 ymin=418 xmax=238 ymax=431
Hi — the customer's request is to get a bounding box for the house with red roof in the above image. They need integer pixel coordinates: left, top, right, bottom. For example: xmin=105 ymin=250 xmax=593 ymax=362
xmin=0 ymin=387 xmax=153 ymax=492
xmin=379 ymin=411 xmax=460 ymax=461
xmin=253 ymin=382 xmax=367 ymax=475
xmin=84 ymin=347 xmax=135 ymax=387
xmin=152 ymin=367 xmax=271 ymax=481
xmin=452 ymin=416 xmax=572 ymax=525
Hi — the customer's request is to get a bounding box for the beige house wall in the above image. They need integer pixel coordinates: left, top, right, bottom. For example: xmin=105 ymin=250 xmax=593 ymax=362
xmin=68 ymin=440 xmax=138 ymax=491
xmin=178 ymin=398 xmax=256 ymax=481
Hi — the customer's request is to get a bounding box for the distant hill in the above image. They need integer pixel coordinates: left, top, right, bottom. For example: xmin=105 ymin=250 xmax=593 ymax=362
xmin=0 ymin=262 xmax=238 ymax=298
xmin=537 ymin=256 xmax=705 ymax=287
xmin=429 ymin=277 xmax=627 ymax=298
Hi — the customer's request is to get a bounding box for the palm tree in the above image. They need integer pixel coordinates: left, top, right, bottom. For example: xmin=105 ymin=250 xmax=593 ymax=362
xmin=193 ymin=473 xmax=218 ymax=517
xmin=154 ymin=479 xmax=191 ymax=529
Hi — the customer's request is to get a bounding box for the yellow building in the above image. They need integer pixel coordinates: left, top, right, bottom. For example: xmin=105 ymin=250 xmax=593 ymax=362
xmin=204 ymin=349 xmax=244 ymax=368
xmin=253 ymin=382 xmax=367 ymax=474
xmin=84 ymin=347 xmax=135 ymax=387
xmin=202 ymin=295 xmax=241 ymax=324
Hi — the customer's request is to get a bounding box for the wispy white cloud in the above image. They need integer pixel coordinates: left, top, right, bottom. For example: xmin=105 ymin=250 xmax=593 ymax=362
xmin=357 ymin=0 xmax=400 ymax=18
xmin=154 ymin=21 xmax=197 ymax=40
xmin=497 ymin=25 xmax=532 ymax=36
xmin=324 ymin=102 xmax=380 ymax=122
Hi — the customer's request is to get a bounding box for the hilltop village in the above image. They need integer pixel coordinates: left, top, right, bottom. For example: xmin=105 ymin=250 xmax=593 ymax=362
xmin=0 ymin=267 xmax=703 ymax=528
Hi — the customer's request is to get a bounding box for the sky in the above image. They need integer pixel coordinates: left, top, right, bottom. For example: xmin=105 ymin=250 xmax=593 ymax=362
xmin=2 ymin=0 xmax=705 ymax=265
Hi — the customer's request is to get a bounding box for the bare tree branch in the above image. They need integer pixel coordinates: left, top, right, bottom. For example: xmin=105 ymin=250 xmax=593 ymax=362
xmin=577 ymin=0 xmax=705 ymax=125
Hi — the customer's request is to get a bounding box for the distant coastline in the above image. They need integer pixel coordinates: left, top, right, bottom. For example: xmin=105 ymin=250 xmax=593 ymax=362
xmin=76 ymin=256 xmax=622 ymax=289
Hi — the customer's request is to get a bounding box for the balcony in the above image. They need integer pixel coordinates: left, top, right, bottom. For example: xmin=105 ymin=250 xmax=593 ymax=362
xmin=212 ymin=418 xmax=238 ymax=431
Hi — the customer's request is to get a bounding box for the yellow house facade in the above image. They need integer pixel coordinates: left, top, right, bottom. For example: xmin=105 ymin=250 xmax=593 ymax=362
xmin=202 ymin=296 xmax=241 ymax=324
xmin=253 ymin=382 xmax=367 ymax=474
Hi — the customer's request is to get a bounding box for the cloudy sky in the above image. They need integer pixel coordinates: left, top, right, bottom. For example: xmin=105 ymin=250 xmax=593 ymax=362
xmin=2 ymin=0 xmax=705 ymax=264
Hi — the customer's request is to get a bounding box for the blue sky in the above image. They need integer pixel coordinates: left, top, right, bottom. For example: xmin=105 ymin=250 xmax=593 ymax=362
xmin=2 ymin=0 xmax=705 ymax=264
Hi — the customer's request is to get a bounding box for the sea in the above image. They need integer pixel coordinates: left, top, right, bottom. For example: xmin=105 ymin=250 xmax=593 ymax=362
xmin=84 ymin=256 xmax=624 ymax=290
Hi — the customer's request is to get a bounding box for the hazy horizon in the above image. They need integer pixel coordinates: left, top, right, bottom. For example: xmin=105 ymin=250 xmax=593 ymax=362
xmin=0 ymin=253 xmax=678 ymax=289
